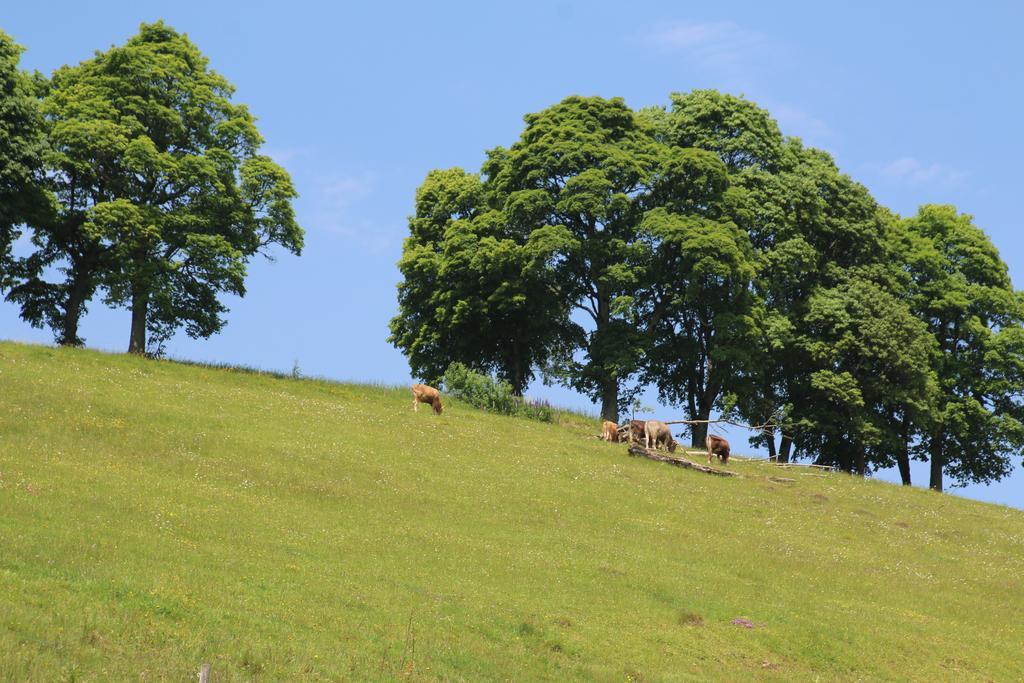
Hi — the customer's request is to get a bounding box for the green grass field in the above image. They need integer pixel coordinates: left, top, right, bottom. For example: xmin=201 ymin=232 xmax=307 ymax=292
xmin=1 ymin=341 xmax=1023 ymax=681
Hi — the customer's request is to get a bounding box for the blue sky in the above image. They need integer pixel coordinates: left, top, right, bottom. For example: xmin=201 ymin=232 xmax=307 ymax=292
xmin=3 ymin=1 xmax=1023 ymax=507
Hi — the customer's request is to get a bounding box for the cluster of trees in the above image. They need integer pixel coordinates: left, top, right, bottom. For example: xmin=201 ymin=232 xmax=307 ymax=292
xmin=0 ymin=23 xmax=302 ymax=355
xmin=390 ymin=92 xmax=1024 ymax=491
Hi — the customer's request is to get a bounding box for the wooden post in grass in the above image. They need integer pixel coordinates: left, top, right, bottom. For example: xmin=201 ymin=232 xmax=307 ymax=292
xmin=198 ymin=663 xmax=210 ymax=683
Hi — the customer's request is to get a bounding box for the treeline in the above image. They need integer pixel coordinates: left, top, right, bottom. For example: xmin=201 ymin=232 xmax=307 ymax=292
xmin=389 ymin=93 xmax=1024 ymax=491
xmin=0 ymin=23 xmax=302 ymax=356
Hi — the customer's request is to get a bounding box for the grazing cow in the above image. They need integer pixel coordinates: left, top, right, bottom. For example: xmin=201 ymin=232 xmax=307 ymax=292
xmin=628 ymin=419 xmax=647 ymax=444
xmin=706 ymin=434 xmax=730 ymax=464
xmin=411 ymin=383 xmax=444 ymax=415
xmin=644 ymin=420 xmax=678 ymax=453
xmin=601 ymin=420 xmax=621 ymax=442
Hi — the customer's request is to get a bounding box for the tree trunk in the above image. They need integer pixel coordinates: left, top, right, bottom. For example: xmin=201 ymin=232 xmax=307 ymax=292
xmin=765 ymin=427 xmax=777 ymax=462
xmin=59 ymin=302 xmax=81 ymax=347
xmin=778 ymin=434 xmax=793 ymax=463
xmin=688 ymin=379 xmax=717 ymax=448
xmin=690 ymin=406 xmax=711 ymax=448
xmin=929 ymin=436 xmax=943 ymax=492
xmin=836 ymin=447 xmax=851 ymax=475
xmin=897 ymin=449 xmax=912 ymax=486
xmin=507 ymin=344 xmax=526 ymax=397
xmin=128 ymin=288 xmax=148 ymax=355
xmin=855 ymin=448 xmax=866 ymax=477
xmin=897 ymin=415 xmax=912 ymax=486
xmin=510 ymin=369 xmax=526 ymax=398
xmin=600 ymin=382 xmax=618 ymax=422
xmin=58 ymin=275 xmax=89 ymax=347
xmin=595 ymin=287 xmax=618 ymax=422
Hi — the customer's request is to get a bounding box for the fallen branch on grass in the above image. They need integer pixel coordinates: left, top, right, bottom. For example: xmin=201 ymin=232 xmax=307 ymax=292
xmin=662 ymin=417 xmax=789 ymax=439
xmin=627 ymin=443 xmax=739 ymax=477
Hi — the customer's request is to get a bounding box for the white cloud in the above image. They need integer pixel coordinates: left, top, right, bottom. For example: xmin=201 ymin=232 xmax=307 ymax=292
xmin=878 ymin=157 xmax=966 ymax=189
xmin=261 ymin=145 xmax=311 ymax=166
xmin=321 ymin=172 xmax=376 ymax=209
xmin=644 ymin=23 xmax=833 ymax=147
xmin=306 ymin=171 xmax=403 ymax=254
xmin=645 ymin=21 xmax=781 ymax=85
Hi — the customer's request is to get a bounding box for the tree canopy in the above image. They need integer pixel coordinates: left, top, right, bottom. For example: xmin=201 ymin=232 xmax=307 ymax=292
xmin=897 ymin=205 xmax=1024 ymax=490
xmin=391 ymin=90 xmax=1024 ymax=488
xmin=482 ymin=96 xmax=663 ymax=419
xmin=5 ymin=22 xmax=302 ymax=353
xmin=388 ymin=167 xmax=571 ymax=394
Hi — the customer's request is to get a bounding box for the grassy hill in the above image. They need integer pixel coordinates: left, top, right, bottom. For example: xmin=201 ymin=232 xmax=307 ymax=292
xmin=1 ymin=341 xmax=1022 ymax=681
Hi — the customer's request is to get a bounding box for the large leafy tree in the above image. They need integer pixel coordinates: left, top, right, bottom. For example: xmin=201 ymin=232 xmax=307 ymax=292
xmin=643 ymin=92 xmax=786 ymax=454
xmin=392 ymin=97 xmax=738 ymax=419
xmin=0 ymin=30 xmax=51 ymax=294
xmin=899 ymin=205 xmax=1024 ymax=491
xmin=736 ymin=138 xmax=893 ymax=463
xmin=8 ymin=22 xmax=302 ymax=352
xmin=634 ymin=144 xmax=761 ymax=446
xmin=651 ymin=90 xmax=884 ymax=456
xmin=656 ymin=92 xmax=925 ymax=469
xmin=778 ymin=145 xmax=892 ymax=464
xmin=482 ymin=96 xmax=661 ymax=420
xmin=388 ymin=168 xmax=571 ymax=394
xmin=797 ymin=280 xmax=936 ymax=474
xmin=638 ymin=206 xmax=761 ymax=447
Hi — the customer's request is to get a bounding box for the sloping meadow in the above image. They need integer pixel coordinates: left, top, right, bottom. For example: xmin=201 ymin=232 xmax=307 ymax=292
xmin=1 ymin=342 xmax=1022 ymax=680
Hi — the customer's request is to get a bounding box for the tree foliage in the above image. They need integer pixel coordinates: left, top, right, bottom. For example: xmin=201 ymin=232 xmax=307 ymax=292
xmin=797 ymin=280 xmax=936 ymax=474
xmin=393 ymin=97 xmax=668 ymax=417
xmin=481 ymin=96 xmax=663 ymax=419
xmin=898 ymin=205 xmax=1024 ymax=490
xmin=0 ymin=30 xmax=51 ymax=293
xmin=388 ymin=168 xmax=571 ymax=395
xmin=390 ymin=89 xmax=1024 ymax=488
xmin=635 ymin=146 xmax=760 ymax=446
xmin=739 ymin=139 xmax=897 ymax=465
xmin=6 ymin=22 xmax=302 ymax=352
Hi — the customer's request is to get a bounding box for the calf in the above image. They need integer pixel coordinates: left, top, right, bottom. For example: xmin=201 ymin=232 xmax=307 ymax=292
xmin=644 ymin=420 xmax=678 ymax=453
xmin=706 ymin=434 xmax=730 ymax=464
xmin=411 ymin=383 xmax=444 ymax=415
xmin=601 ymin=420 xmax=620 ymax=442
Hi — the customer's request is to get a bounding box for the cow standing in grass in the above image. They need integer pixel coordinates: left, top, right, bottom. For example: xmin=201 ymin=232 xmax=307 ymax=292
xmin=706 ymin=434 xmax=730 ymax=464
xmin=411 ymin=383 xmax=444 ymax=414
xmin=644 ymin=420 xmax=678 ymax=453
xmin=601 ymin=420 xmax=621 ymax=442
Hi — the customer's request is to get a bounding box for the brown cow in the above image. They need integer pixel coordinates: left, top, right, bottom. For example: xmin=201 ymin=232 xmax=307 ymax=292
xmin=706 ymin=434 xmax=730 ymax=464
xmin=411 ymin=383 xmax=444 ymax=414
xmin=601 ymin=420 xmax=620 ymax=442
xmin=628 ymin=419 xmax=647 ymax=444
xmin=644 ymin=420 xmax=678 ymax=453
